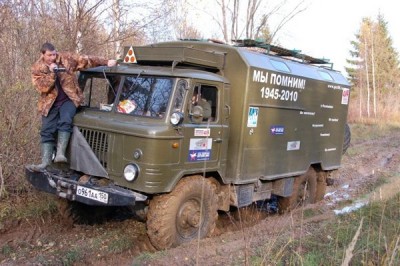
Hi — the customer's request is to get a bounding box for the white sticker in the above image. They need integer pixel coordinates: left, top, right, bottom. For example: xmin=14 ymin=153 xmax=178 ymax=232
xmin=194 ymin=128 xmax=210 ymax=137
xmin=287 ymin=141 xmax=301 ymax=151
xmin=247 ymin=107 xmax=259 ymax=127
xmin=341 ymin=88 xmax=350 ymax=105
xmin=188 ymin=138 xmax=213 ymax=161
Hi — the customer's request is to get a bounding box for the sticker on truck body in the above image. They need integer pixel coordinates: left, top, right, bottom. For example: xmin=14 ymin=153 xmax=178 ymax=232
xmin=188 ymin=138 xmax=212 ymax=161
xmin=194 ymin=128 xmax=210 ymax=137
xmin=287 ymin=141 xmax=300 ymax=151
xmin=341 ymin=88 xmax=350 ymax=105
xmin=247 ymin=107 xmax=259 ymax=127
xmin=270 ymin=125 xmax=285 ymax=135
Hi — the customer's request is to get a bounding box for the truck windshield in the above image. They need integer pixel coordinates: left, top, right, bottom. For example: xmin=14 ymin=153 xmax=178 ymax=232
xmin=116 ymin=76 xmax=174 ymax=118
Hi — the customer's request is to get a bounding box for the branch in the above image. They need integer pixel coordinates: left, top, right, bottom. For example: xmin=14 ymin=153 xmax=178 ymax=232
xmin=270 ymin=0 xmax=307 ymax=43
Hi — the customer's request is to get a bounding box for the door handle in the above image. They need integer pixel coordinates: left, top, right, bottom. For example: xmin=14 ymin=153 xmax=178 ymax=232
xmin=214 ymin=138 xmax=222 ymax=143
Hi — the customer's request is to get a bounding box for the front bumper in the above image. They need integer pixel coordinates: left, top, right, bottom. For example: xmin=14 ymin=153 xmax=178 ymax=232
xmin=25 ymin=167 xmax=147 ymax=206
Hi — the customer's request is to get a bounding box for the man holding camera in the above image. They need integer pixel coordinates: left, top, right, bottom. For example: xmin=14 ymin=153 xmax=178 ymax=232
xmin=30 ymin=42 xmax=117 ymax=171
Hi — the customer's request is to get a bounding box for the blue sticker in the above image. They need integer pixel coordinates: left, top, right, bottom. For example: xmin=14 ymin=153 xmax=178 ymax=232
xmin=188 ymin=150 xmax=211 ymax=161
xmin=188 ymin=138 xmax=212 ymax=161
xmin=270 ymin=125 xmax=285 ymax=135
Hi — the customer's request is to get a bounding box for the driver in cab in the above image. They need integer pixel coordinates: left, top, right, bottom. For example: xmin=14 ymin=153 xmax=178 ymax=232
xmin=191 ymin=88 xmax=211 ymax=121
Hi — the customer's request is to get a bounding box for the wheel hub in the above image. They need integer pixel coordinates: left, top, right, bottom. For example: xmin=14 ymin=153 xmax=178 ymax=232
xmin=177 ymin=200 xmax=203 ymax=237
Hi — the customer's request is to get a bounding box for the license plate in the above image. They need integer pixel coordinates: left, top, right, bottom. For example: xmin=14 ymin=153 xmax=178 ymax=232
xmin=76 ymin=185 xmax=109 ymax=204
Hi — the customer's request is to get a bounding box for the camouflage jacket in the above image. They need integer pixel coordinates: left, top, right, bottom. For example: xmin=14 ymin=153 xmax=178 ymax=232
xmin=31 ymin=52 xmax=109 ymax=116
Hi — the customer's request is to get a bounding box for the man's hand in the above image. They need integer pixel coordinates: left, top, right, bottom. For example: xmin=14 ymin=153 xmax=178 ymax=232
xmin=107 ymin=60 xmax=117 ymax=67
xmin=49 ymin=63 xmax=58 ymax=72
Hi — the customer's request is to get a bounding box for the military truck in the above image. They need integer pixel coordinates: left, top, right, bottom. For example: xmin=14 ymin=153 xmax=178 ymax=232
xmin=26 ymin=39 xmax=351 ymax=250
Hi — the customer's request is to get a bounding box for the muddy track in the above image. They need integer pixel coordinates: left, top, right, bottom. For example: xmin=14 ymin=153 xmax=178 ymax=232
xmin=1 ymin=127 xmax=400 ymax=265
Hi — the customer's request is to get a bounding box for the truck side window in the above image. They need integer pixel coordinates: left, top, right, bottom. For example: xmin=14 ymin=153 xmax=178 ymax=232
xmin=191 ymin=85 xmax=218 ymax=122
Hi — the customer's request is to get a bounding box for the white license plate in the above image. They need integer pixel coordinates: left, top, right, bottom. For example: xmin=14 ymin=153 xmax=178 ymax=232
xmin=76 ymin=185 xmax=109 ymax=204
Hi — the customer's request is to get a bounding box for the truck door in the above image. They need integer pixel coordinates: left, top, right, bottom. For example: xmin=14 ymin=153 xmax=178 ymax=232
xmin=183 ymin=82 xmax=226 ymax=171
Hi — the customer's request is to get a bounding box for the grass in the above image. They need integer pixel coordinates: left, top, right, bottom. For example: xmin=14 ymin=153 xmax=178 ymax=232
xmin=1 ymin=244 xmax=13 ymax=256
xmin=61 ymin=248 xmax=83 ymax=266
xmin=350 ymin=123 xmax=400 ymax=143
xmin=255 ymin=192 xmax=400 ymax=265
xmin=0 ymin=194 xmax=57 ymax=223
xmin=88 ymin=227 xmax=137 ymax=256
xmin=106 ymin=234 xmax=134 ymax=253
xmin=132 ymin=250 xmax=167 ymax=266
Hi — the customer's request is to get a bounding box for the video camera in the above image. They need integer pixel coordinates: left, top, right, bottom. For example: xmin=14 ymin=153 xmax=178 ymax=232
xmin=53 ymin=66 xmax=66 ymax=73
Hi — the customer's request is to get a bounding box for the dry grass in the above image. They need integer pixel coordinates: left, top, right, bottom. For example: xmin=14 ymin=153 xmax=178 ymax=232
xmin=249 ymin=192 xmax=400 ymax=265
xmin=348 ymin=94 xmax=400 ymax=126
xmin=0 ymin=84 xmax=41 ymax=199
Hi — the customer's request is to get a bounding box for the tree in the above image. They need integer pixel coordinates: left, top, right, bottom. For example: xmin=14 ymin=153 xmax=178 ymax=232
xmin=214 ymin=0 xmax=307 ymax=43
xmin=0 ymin=0 xmax=160 ymax=196
xmin=159 ymin=0 xmax=306 ymax=44
xmin=346 ymin=14 xmax=400 ymax=120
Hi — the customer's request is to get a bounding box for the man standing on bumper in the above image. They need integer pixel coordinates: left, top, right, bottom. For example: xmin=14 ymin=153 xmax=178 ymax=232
xmin=30 ymin=42 xmax=117 ymax=171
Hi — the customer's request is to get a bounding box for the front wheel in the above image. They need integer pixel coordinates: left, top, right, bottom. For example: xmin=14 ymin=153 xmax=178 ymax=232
xmin=146 ymin=175 xmax=218 ymax=250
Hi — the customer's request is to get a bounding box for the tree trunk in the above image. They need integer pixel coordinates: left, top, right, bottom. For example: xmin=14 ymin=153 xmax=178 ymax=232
xmin=371 ymin=29 xmax=377 ymax=118
xmin=113 ymin=0 xmax=121 ymax=59
xmin=364 ymin=40 xmax=370 ymax=118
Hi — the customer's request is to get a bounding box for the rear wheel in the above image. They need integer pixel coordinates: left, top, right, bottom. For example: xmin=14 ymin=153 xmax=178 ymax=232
xmin=315 ymin=170 xmax=328 ymax=201
xmin=342 ymin=123 xmax=351 ymax=154
xmin=146 ymin=175 xmax=218 ymax=250
xmin=278 ymin=167 xmax=317 ymax=212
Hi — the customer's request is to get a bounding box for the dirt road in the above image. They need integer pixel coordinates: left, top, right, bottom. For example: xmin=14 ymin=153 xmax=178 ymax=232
xmin=1 ymin=124 xmax=399 ymax=265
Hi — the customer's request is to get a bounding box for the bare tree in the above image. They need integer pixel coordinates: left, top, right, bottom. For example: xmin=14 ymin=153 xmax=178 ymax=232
xmin=205 ymin=0 xmax=307 ymax=43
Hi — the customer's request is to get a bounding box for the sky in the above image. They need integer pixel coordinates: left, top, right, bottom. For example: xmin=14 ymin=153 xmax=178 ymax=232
xmin=274 ymin=0 xmax=400 ymax=74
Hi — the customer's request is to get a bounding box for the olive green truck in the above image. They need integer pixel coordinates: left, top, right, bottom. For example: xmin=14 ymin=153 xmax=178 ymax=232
xmin=26 ymin=40 xmax=351 ymax=250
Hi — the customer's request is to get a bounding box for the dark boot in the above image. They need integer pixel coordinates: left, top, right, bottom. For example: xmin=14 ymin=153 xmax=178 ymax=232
xmin=29 ymin=142 xmax=54 ymax=171
xmin=54 ymin=132 xmax=71 ymax=163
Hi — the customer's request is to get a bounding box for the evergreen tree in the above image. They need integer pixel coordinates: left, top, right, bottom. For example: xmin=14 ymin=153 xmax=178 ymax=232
xmin=346 ymin=14 xmax=400 ymax=119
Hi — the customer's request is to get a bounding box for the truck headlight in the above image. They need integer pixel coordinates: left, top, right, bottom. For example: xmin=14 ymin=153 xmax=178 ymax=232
xmin=170 ymin=112 xmax=184 ymax=125
xmin=123 ymin=164 xmax=139 ymax=182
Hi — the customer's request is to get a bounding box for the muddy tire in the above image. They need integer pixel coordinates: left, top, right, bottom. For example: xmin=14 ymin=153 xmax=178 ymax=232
xmin=315 ymin=170 xmax=328 ymax=201
xmin=342 ymin=123 xmax=351 ymax=154
xmin=57 ymin=199 xmax=116 ymax=225
xmin=146 ymin=175 xmax=218 ymax=250
xmin=278 ymin=167 xmax=317 ymax=213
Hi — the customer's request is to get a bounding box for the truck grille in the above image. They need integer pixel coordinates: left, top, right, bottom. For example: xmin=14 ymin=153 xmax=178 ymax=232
xmin=80 ymin=128 xmax=109 ymax=168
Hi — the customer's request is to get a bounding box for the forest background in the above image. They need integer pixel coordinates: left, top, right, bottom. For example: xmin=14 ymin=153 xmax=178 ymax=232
xmin=0 ymin=0 xmax=399 ymax=200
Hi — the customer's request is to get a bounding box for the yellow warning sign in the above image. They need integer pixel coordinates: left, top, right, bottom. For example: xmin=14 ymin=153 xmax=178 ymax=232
xmin=124 ymin=46 xmax=137 ymax=63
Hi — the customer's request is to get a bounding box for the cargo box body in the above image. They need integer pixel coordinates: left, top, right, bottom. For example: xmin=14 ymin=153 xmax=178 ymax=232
xmin=145 ymin=42 xmax=350 ymax=184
